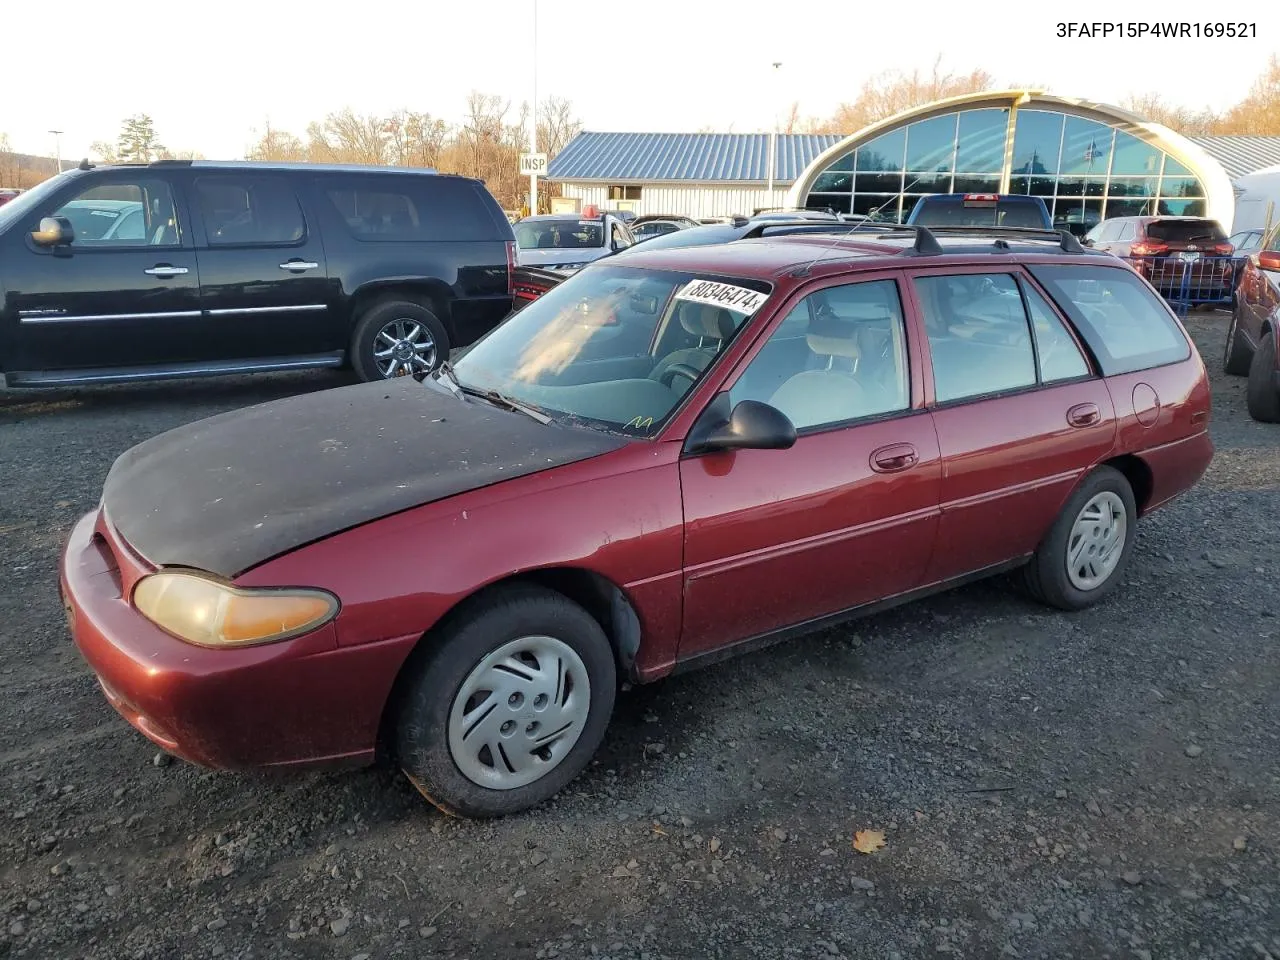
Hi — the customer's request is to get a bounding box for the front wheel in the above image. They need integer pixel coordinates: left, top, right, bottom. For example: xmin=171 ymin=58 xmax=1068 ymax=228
xmin=1246 ymin=331 xmax=1280 ymax=423
xmin=395 ymin=585 xmax=617 ymax=818
xmin=1021 ymin=466 xmax=1137 ymax=611
xmin=350 ymin=300 xmax=449 ymax=382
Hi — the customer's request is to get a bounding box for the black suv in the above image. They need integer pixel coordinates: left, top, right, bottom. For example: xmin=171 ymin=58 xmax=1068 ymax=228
xmin=0 ymin=160 xmax=516 ymax=387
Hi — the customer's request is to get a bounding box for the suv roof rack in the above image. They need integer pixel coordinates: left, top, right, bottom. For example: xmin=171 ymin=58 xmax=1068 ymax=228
xmin=917 ymin=225 xmax=1086 ymax=253
xmin=150 ymin=158 xmax=194 ymax=166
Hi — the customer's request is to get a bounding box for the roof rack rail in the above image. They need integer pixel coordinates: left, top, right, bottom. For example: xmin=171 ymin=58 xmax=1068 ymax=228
xmin=150 ymin=159 xmax=194 ymax=166
xmin=744 ymin=220 xmax=868 ymax=240
xmin=918 ymin=225 xmax=1086 ymax=253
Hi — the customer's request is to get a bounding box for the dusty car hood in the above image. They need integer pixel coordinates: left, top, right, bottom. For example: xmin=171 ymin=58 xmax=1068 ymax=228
xmin=101 ymin=376 xmax=628 ymax=578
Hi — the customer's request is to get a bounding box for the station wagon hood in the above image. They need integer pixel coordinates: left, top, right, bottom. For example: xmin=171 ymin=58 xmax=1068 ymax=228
xmin=100 ymin=377 xmax=629 ymax=578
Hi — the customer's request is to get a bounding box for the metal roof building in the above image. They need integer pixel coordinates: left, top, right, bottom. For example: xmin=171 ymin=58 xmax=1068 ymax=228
xmin=547 ymin=105 xmax=1280 ymax=229
xmin=546 ymin=132 xmax=844 ymax=220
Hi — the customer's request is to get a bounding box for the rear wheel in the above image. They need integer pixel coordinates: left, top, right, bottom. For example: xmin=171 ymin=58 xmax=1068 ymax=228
xmin=395 ymin=585 xmax=616 ymax=819
xmin=1223 ymin=307 xmax=1253 ymax=376
xmin=1246 ymin=330 xmax=1280 ymax=423
xmin=350 ymin=300 xmax=449 ymax=382
xmin=1021 ymin=466 xmax=1137 ymax=611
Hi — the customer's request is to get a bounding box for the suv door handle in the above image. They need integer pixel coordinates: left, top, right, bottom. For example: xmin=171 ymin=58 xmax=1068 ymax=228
xmin=280 ymin=260 xmax=319 ymax=272
xmin=870 ymin=443 xmax=918 ymax=474
xmin=1067 ymin=402 xmax=1101 ymax=427
xmin=144 ymin=264 xmax=188 ymax=277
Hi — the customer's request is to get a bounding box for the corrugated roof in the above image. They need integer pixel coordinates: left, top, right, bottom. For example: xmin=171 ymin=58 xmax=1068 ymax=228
xmin=1187 ymin=136 xmax=1280 ymax=180
xmin=547 ymin=132 xmax=845 ymax=183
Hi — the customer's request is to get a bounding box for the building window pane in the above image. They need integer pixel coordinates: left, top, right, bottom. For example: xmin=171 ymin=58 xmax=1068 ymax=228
xmin=853 ymin=194 xmax=899 ymax=217
xmin=1110 ymin=131 xmax=1163 ymax=176
xmin=806 ymin=193 xmax=852 ymax=214
xmin=954 ymin=109 xmax=1010 ymax=172
xmin=905 ymin=115 xmax=957 ymax=173
xmin=1055 ymin=176 xmax=1106 ymax=198
xmin=855 ymin=130 xmax=906 ymax=171
xmin=1105 ymin=198 xmax=1156 ymax=218
xmin=953 ymin=174 xmax=1002 ymax=194
xmin=1158 ymin=177 xmax=1204 ymax=198
xmin=824 ymin=151 xmax=854 ymax=173
xmin=903 ymin=172 xmax=952 ymax=194
xmin=1107 ymin=177 xmax=1157 ymax=198
xmin=811 ymin=171 xmax=852 ymax=192
xmin=855 ymin=172 xmax=902 ymax=193
xmin=1011 ymin=110 xmax=1064 ymax=178
xmin=1163 ymin=156 xmax=1193 ymax=177
xmin=1060 ymin=118 xmax=1113 ymax=176
xmin=1052 ymin=198 xmax=1102 ymax=236
xmin=1157 ymin=199 xmax=1206 ymax=216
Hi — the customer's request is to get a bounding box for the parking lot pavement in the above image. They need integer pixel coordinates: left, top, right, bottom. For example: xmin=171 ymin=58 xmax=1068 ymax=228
xmin=1 ymin=312 xmax=1277 ymax=960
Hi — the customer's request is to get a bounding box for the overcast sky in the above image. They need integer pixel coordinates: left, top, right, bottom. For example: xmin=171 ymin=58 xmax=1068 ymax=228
xmin=5 ymin=0 xmax=1279 ymax=161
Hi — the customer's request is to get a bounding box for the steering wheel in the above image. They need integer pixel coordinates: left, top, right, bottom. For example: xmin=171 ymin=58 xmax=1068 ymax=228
xmin=658 ymin=362 xmax=703 ymax=389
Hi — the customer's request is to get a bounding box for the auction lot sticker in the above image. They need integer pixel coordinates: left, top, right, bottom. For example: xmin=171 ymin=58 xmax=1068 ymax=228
xmin=675 ymin=279 xmax=768 ymax=316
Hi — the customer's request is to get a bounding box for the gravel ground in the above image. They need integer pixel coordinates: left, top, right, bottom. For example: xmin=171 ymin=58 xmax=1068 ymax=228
xmin=1 ymin=310 xmax=1277 ymax=960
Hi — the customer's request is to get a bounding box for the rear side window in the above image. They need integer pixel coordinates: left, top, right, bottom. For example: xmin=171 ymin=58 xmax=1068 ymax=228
xmin=1028 ymin=264 xmax=1191 ymax=375
xmin=1146 ymin=219 xmax=1226 ymax=242
xmin=196 ymin=177 xmax=305 ymax=246
xmin=322 ymin=176 xmax=502 ymax=242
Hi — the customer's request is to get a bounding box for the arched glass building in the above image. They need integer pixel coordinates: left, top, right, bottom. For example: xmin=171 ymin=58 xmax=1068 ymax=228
xmin=788 ymin=91 xmax=1236 ymax=233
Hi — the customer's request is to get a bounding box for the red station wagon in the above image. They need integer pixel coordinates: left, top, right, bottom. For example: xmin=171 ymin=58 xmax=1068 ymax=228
xmin=60 ymin=225 xmax=1214 ymax=818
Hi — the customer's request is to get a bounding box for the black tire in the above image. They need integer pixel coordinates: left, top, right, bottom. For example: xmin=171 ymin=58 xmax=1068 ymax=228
xmin=350 ymin=300 xmax=449 ymax=383
xmin=1223 ymin=307 xmax=1253 ymax=376
xmin=1246 ymin=330 xmax=1280 ymax=423
xmin=395 ymin=585 xmax=616 ymax=819
xmin=1021 ymin=465 xmax=1138 ymax=612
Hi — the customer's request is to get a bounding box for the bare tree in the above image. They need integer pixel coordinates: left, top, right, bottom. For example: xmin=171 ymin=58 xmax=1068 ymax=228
xmin=537 ymin=95 xmax=583 ymax=157
xmin=246 ymin=120 xmax=307 ymax=162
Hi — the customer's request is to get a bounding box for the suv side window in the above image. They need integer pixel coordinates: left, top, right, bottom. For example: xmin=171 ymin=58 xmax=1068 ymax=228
xmin=1021 ymin=281 xmax=1090 ymax=382
xmin=48 ymin=179 xmax=180 ymax=247
xmin=913 ymin=273 xmax=1036 ymax=403
xmin=195 ymin=177 xmax=305 ymax=246
xmin=1028 ymin=264 xmax=1191 ymax=374
xmin=1117 ymin=220 xmax=1136 ymax=242
xmin=321 ymin=176 xmax=502 ymax=242
xmin=611 ymin=222 xmax=632 ymax=250
xmin=727 ymin=278 xmax=909 ymax=430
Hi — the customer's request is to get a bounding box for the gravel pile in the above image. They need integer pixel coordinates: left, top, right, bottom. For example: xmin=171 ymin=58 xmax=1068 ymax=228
xmin=0 ymin=313 xmax=1276 ymax=959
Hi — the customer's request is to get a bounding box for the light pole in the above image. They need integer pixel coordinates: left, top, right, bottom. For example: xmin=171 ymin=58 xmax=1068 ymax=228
xmin=766 ymin=63 xmax=781 ymax=197
xmin=49 ymin=130 xmax=64 ymax=173
xmin=528 ymin=0 xmax=539 ymax=216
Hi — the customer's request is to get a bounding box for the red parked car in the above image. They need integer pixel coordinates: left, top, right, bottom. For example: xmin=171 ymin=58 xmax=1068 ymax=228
xmin=1224 ymin=224 xmax=1280 ymax=422
xmin=61 ymin=225 xmax=1214 ymax=818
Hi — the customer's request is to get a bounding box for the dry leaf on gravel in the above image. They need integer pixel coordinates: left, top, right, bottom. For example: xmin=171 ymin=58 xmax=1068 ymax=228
xmin=853 ymin=830 xmax=886 ymax=854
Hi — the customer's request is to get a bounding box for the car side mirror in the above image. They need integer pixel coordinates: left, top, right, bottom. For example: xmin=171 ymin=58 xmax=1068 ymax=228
xmin=684 ymin=395 xmax=797 ymax=456
xmin=1258 ymin=250 xmax=1280 ymax=271
xmin=31 ymin=215 xmax=75 ymax=248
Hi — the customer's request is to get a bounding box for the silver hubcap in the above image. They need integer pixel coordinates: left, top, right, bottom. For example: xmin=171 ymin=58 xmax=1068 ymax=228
xmin=374 ymin=318 xmax=436 ymax=378
xmin=1066 ymin=491 xmax=1127 ymax=591
xmin=448 ymin=635 xmax=590 ymax=790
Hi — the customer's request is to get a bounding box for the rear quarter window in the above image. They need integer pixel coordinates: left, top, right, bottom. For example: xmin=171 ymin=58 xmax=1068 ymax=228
xmin=320 ymin=176 xmax=505 ymax=242
xmin=1027 ymin=264 xmax=1191 ymax=375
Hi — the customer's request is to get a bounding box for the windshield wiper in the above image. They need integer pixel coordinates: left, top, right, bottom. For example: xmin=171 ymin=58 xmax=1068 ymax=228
xmin=429 ymin=360 xmax=464 ymax=399
xmin=459 ymin=384 xmax=553 ymax=424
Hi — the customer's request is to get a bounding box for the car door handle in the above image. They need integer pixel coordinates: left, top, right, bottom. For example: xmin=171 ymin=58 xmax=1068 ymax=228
xmin=870 ymin=443 xmax=918 ymax=474
xmin=144 ymin=264 xmax=188 ymax=277
xmin=1067 ymin=402 xmax=1101 ymax=428
xmin=279 ymin=260 xmax=319 ymax=272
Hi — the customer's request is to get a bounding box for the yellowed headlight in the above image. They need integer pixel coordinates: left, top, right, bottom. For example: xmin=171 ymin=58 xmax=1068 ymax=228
xmin=132 ymin=571 xmax=339 ymax=648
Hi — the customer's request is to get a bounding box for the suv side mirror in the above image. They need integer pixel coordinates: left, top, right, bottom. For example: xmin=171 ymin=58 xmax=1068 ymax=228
xmin=31 ymin=216 xmax=75 ymax=248
xmin=684 ymin=395 xmax=797 ymax=456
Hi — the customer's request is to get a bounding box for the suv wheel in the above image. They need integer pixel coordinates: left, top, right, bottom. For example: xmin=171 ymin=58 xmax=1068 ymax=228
xmin=1246 ymin=330 xmax=1280 ymax=423
xmin=1021 ymin=466 xmax=1137 ymax=611
xmin=395 ymin=585 xmax=616 ymax=819
xmin=351 ymin=300 xmax=449 ymax=382
xmin=1223 ymin=307 xmax=1253 ymax=376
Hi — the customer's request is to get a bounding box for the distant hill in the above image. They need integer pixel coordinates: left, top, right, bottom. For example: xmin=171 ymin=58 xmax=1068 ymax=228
xmin=0 ymin=151 xmax=70 ymax=189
